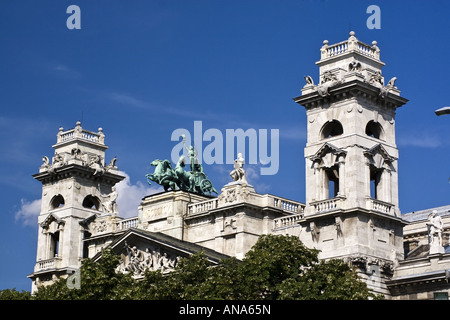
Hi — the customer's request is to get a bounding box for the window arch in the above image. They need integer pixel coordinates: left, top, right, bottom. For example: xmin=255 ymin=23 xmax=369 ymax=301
xmin=321 ymin=120 xmax=343 ymax=139
xmin=49 ymin=194 xmax=65 ymax=210
xmin=82 ymin=195 xmax=101 ymax=210
xmin=365 ymin=120 xmax=384 ymax=140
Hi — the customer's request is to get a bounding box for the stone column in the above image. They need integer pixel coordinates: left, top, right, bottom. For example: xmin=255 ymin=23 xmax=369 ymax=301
xmin=338 ymin=155 xmax=346 ymax=197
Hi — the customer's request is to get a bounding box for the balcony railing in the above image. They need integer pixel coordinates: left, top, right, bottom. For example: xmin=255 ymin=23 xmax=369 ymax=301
xmin=36 ymin=257 xmax=62 ymax=271
xmin=187 ymin=193 xmax=305 ymax=216
xmin=188 ymin=198 xmax=218 ymax=215
xmin=273 ymin=213 xmax=304 ymax=230
xmin=370 ymin=198 xmax=393 ymax=214
xmin=310 ymin=197 xmax=342 ymax=213
xmin=320 ymin=31 xmax=380 ymax=61
xmin=56 ymin=121 xmax=105 ymax=145
xmin=116 ymin=217 xmax=139 ymax=230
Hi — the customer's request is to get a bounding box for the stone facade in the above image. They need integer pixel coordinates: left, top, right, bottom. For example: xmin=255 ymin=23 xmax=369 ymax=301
xmin=290 ymin=31 xmax=407 ymax=297
xmin=29 ymin=122 xmax=125 ymax=293
xmin=28 ymin=32 xmax=450 ymax=300
xmin=387 ymin=205 xmax=450 ymax=299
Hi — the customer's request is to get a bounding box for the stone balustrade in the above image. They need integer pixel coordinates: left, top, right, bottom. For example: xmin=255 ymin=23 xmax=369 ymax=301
xmin=36 ymin=257 xmax=61 ymax=271
xmin=56 ymin=121 xmax=105 ymax=145
xmin=188 ymin=198 xmax=218 ymax=215
xmin=371 ymin=199 xmax=393 ymax=214
xmin=320 ymin=31 xmax=380 ymax=60
xmin=273 ymin=213 xmax=304 ymax=230
xmin=117 ymin=217 xmax=139 ymax=230
xmin=187 ymin=192 xmax=305 ymax=216
xmin=311 ymin=197 xmax=341 ymax=213
xmin=272 ymin=196 xmax=305 ymax=214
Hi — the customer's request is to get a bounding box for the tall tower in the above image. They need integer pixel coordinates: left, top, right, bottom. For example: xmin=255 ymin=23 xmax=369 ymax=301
xmin=293 ymin=32 xmax=408 ymax=296
xmin=28 ymin=121 xmax=124 ymax=292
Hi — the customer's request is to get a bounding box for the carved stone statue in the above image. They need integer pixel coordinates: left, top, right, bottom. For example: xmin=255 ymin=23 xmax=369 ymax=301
xmin=48 ymin=152 xmax=66 ymax=174
xmin=88 ymin=155 xmax=105 ymax=176
xmin=41 ymin=156 xmax=50 ymax=169
xmin=348 ymin=61 xmax=361 ymax=72
xmin=100 ymin=186 xmax=118 ymax=215
xmin=230 ymin=153 xmax=247 ymax=184
xmin=304 ymin=75 xmax=314 ymax=86
xmin=386 ymin=77 xmax=397 ymax=89
xmin=316 ymin=71 xmax=342 ymax=97
xmin=367 ymin=71 xmax=398 ymax=98
xmin=427 ymin=210 xmax=443 ymax=247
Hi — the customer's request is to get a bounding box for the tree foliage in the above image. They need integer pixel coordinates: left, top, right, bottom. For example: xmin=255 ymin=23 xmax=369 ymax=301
xmin=0 ymin=288 xmax=31 ymax=300
xmin=2 ymin=234 xmax=380 ymax=300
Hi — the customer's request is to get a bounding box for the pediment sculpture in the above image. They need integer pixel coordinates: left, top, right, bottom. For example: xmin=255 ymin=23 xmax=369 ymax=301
xmin=115 ymin=242 xmax=179 ymax=277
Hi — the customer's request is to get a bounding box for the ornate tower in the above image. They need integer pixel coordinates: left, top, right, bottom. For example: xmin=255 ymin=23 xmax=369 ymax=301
xmin=293 ymin=32 xmax=408 ymax=296
xmin=28 ymin=121 xmax=124 ymax=292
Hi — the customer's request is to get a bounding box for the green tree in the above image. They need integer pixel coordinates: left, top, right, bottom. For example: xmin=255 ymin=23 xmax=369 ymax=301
xmin=236 ymin=234 xmax=319 ymax=299
xmin=33 ymin=248 xmax=136 ymax=300
xmin=31 ymin=235 xmax=379 ymax=300
xmin=277 ymin=258 xmax=379 ymax=300
xmin=196 ymin=256 xmax=242 ymax=300
xmin=0 ymin=288 xmax=31 ymax=300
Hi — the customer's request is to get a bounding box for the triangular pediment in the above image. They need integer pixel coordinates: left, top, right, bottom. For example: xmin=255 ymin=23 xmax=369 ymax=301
xmin=310 ymin=142 xmax=347 ymax=168
xmin=93 ymin=228 xmax=230 ymax=277
xmin=364 ymin=144 xmax=396 ymax=168
xmin=40 ymin=212 xmax=64 ymax=229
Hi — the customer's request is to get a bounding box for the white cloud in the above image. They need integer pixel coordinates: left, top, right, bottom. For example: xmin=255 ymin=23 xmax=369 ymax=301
xmin=397 ymin=132 xmax=442 ymax=148
xmin=115 ymin=171 xmax=162 ymax=218
xmin=15 ymin=199 xmax=41 ymax=226
xmin=47 ymin=62 xmax=82 ymax=80
xmin=107 ymin=92 xmax=150 ymax=109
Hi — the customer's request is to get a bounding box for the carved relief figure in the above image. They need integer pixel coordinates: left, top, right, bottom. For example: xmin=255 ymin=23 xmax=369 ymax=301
xmin=316 ymin=71 xmax=342 ymax=97
xmin=116 ymin=243 xmax=179 ymax=277
xmin=88 ymin=155 xmax=105 ymax=176
xmin=348 ymin=61 xmax=361 ymax=72
xmin=47 ymin=152 xmax=66 ymax=174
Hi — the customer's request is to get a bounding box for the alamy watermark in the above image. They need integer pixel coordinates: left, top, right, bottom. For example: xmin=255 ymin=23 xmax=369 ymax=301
xmin=66 ymin=268 xmax=81 ymax=290
xmin=171 ymin=121 xmax=279 ymax=175
xmin=66 ymin=5 xmax=81 ymax=30
xmin=366 ymin=5 xmax=381 ymax=30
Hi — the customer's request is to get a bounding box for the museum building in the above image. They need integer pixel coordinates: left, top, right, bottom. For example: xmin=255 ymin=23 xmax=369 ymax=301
xmin=28 ymin=32 xmax=450 ymax=300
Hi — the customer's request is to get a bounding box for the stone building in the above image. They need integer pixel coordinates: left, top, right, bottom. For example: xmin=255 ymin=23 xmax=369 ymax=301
xmin=28 ymin=32 xmax=450 ymax=299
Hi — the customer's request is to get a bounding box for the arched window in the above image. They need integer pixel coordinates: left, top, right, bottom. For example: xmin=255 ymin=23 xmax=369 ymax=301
xmin=49 ymin=194 xmax=65 ymax=210
xmin=365 ymin=121 xmax=384 ymax=140
xmin=321 ymin=120 xmax=343 ymax=139
xmin=82 ymin=195 xmax=101 ymax=210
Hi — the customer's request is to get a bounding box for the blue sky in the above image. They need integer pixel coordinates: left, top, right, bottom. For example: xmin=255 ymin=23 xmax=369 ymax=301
xmin=0 ymin=1 xmax=449 ymax=291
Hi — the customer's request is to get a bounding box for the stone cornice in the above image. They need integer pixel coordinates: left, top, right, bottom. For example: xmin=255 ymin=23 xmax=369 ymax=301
xmin=293 ymin=79 xmax=408 ymax=111
xmin=33 ymin=163 xmax=125 ymax=185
